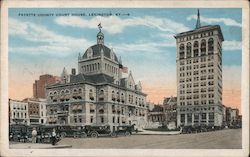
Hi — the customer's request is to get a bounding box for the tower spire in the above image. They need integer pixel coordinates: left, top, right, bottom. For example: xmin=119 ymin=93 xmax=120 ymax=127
xmin=97 ymin=23 xmax=104 ymax=44
xmin=195 ymin=9 xmax=201 ymax=29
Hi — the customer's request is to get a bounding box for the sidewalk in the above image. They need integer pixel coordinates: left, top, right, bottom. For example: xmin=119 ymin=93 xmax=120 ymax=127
xmin=136 ymin=129 xmax=181 ymax=135
xmin=10 ymin=143 xmax=72 ymax=149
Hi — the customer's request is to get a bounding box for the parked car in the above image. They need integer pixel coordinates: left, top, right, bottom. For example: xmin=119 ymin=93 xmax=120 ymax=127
xmin=9 ymin=124 xmax=28 ymax=142
xmin=115 ymin=125 xmax=137 ymax=136
xmin=56 ymin=125 xmax=87 ymax=138
xmin=85 ymin=125 xmax=116 ymax=138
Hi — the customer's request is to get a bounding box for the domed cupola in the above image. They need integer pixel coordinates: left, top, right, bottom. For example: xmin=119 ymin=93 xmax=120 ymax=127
xmin=97 ymin=23 xmax=104 ymax=45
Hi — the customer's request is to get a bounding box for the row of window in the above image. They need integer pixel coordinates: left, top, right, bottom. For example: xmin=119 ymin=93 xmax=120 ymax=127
xmin=179 ymin=99 xmax=215 ymax=106
xmin=178 ymin=31 xmax=214 ymax=42
xmin=180 ymin=95 xmax=214 ymax=100
xmin=82 ymin=63 xmax=100 ymax=73
xmin=180 ymin=76 xmax=214 ymax=83
xmin=179 ymin=55 xmax=214 ymax=65
xmin=13 ymin=106 xmax=27 ymax=110
xmin=180 ymin=83 xmax=215 ymax=89
xmin=180 ymin=112 xmax=215 ymax=123
xmin=13 ymin=112 xmax=27 ymax=119
xmin=180 ymin=63 xmax=214 ymax=72
xmin=49 ymin=88 xmax=83 ymax=96
xmin=179 ymin=68 xmax=214 ymax=77
xmin=179 ymin=107 xmax=215 ymax=112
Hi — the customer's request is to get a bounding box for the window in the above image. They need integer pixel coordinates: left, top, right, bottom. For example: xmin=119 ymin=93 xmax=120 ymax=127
xmin=194 ymin=114 xmax=199 ymax=123
xmin=89 ymin=89 xmax=94 ymax=100
xmin=90 ymin=116 xmax=93 ymax=123
xmin=193 ymin=41 xmax=199 ymax=57
xmin=179 ymin=44 xmax=185 ymax=59
xmin=181 ymin=114 xmax=185 ymax=123
xmin=186 ymin=42 xmax=192 ymax=58
xmin=99 ymin=89 xmax=104 ymax=101
xmin=208 ymin=38 xmax=214 ymax=52
xmin=187 ymin=113 xmax=192 ymax=123
xmin=113 ymin=116 xmax=115 ymax=123
xmin=200 ymin=39 xmax=206 ymax=55
xmin=101 ymin=116 xmax=104 ymax=123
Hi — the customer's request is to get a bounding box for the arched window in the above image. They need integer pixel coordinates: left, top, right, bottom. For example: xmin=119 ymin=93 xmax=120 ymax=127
xmin=60 ymin=90 xmax=65 ymax=95
xmin=208 ymin=38 xmax=214 ymax=52
xmin=99 ymin=89 xmax=104 ymax=101
xmin=179 ymin=44 xmax=185 ymax=59
xmin=112 ymin=91 xmax=115 ymax=101
xmin=193 ymin=41 xmax=199 ymax=57
xmin=78 ymin=88 xmax=82 ymax=93
xmin=117 ymin=92 xmax=120 ymax=102
xmin=121 ymin=93 xmax=125 ymax=103
xmin=89 ymin=89 xmax=94 ymax=100
xmin=186 ymin=42 xmax=192 ymax=58
xmin=97 ymin=63 xmax=100 ymax=70
xmin=54 ymin=91 xmax=58 ymax=95
xmin=200 ymin=39 xmax=206 ymax=56
xmin=65 ymin=89 xmax=70 ymax=94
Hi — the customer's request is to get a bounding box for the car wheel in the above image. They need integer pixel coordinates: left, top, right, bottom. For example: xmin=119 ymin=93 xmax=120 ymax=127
xmin=111 ymin=132 xmax=117 ymax=137
xmin=91 ymin=132 xmax=98 ymax=138
xmin=124 ymin=132 xmax=131 ymax=136
xmin=60 ymin=132 xmax=66 ymax=138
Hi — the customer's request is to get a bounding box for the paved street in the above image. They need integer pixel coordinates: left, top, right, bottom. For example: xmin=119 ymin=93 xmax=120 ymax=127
xmin=57 ymin=129 xmax=241 ymax=149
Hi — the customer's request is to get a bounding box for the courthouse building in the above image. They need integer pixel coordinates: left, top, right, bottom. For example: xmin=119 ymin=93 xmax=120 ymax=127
xmin=45 ymin=26 xmax=148 ymax=130
xmin=175 ymin=10 xmax=224 ymax=127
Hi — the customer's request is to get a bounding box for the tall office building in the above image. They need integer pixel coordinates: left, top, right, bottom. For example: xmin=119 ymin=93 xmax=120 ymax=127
xmin=175 ymin=10 xmax=224 ymax=127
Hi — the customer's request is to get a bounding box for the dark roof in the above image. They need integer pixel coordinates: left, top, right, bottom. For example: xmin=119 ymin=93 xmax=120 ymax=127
xmin=175 ymin=25 xmax=224 ymax=41
xmin=82 ymin=44 xmax=118 ymax=62
xmin=70 ymin=73 xmax=114 ymax=84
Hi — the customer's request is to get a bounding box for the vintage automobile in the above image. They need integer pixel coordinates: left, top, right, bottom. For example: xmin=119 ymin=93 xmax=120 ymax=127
xmin=85 ymin=125 xmax=116 ymax=138
xmin=56 ymin=125 xmax=87 ymax=138
xmin=9 ymin=124 xmax=29 ymax=142
xmin=115 ymin=124 xmax=138 ymax=136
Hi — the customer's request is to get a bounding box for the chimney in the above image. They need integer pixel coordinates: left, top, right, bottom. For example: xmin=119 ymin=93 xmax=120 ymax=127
xmin=71 ymin=68 xmax=76 ymax=75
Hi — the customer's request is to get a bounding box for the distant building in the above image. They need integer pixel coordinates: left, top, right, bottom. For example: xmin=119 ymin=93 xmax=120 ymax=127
xmin=147 ymin=105 xmax=165 ymax=124
xmin=39 ymin=99 xmax=47 ymax=124
xmin=9 ymin=99 xmax=28 ymax=125
xmin=225 ymin=107 xmax=240 ymax=127
xmin=175 ymin=10 xmax=224 ymax=127
xmin=163 ymin=96 xmax=177 ymax=129
xmin=23 ymin=98 xmax=40 ymax=125
xmin=33 ymin=74 xmax=60 ymax=99
xmin=45 ymin=26 xmax=147 ymax=131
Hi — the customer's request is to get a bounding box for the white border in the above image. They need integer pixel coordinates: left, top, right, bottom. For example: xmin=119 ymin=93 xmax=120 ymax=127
xmin=1 ymin=0 xmax=249 ymax=157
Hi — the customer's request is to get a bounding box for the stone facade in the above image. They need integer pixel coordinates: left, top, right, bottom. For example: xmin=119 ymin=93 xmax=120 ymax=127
xmin=175 ymin=10 xmax=224 ymax=127
xmin=46 ymin=27 xmax=147 ymax=131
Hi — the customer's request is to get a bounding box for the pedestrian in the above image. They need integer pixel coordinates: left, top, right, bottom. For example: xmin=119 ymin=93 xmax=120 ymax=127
xmin=51 ymin=128 xmax=57 ymax=145
xmin=32 ymin=127 xmax=37 ymax=143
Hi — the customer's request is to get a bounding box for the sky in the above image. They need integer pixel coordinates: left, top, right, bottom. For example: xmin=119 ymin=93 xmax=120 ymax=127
xmin=8 ymin=8 xmax=242 ymax=112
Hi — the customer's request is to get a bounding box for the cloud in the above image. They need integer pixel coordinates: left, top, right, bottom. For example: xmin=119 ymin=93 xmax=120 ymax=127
xmin=9 ymin=18 xmax=93 ymax=56
xmin=55 ymin=16 xmax=190 ymax=34
xmin=223 ymin=40 xmax=242 ymax=51
xmin=187 ymin=15 xmax=242 ymax=27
